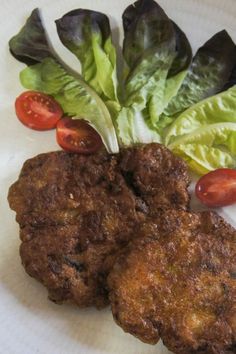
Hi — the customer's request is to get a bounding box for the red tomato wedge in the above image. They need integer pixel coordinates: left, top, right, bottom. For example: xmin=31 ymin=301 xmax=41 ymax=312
xmin=195 ymin=168 xmax=236 ymax=207
xmin=15 ymin=91 xmax=63 ymax=130
xmin=56 ymin=117 xmax=103 ymax=154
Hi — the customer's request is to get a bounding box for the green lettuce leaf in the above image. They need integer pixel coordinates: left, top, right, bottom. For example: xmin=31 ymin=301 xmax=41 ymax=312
xmin=9 ymin=8 xmax=119 ymax=153
xmin=148 ymin=23 xmax=192 ymax=127
xmin=56 ymin=9 xmax=118 ymax=102
xmin=166 ymin=86 xmax=236 ymax=144
xmin=20 ymin=58 xmax=119 ymax=153
xmin=172 ymin=144 xmax=235 ymax=175
xmin=116 ymin=106 xmax=161 ymax=146
xmin=166 ymin=86 xmax=236 ymax=173
xmin=123 ymin=0 xmax=175 ymax=102
xmin=117 ymin=0 xmax=176 ymax=145
xmin=117 ymin=0 xmax=192 ymax=146
xmin=164 ymin=30 xmax=236 ymax=117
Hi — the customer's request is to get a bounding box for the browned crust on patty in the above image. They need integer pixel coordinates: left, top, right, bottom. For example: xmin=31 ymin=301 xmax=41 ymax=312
xmin=108 ymin=210 xmax=236 ymax=353
xmin=120 ymin=143 xmax=190 ymax=213
xmin=8 ymin=144 xmax=190 ymax=308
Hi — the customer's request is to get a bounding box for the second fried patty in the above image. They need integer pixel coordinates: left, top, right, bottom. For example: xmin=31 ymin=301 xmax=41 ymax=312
xmin=8 ymin=143 xmax=190 ymax=308
xmin=108 ymin=210 xmax=236 ymax=353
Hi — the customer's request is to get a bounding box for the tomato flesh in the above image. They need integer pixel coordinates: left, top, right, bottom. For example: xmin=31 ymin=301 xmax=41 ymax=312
xmin=195 ymin=168 xmax=236 ymax=207
xmin=56 ymin=117 xmax=103 ymax=154
xmin=15 ymin=91 xmax=63 ymax=130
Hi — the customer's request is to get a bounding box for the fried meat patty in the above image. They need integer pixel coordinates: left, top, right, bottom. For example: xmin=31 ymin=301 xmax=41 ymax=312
xmin=120 ymin=144 xmax=190 ymax=212
xmin=108 ymin=210 xmax=236 ymax=353
xmin=8 ymin=144 xmax=190 ymax=308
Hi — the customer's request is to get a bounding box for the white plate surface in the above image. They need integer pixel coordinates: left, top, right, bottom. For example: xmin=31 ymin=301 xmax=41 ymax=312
xmin=1 ymin=1 xmax=236 ymax=353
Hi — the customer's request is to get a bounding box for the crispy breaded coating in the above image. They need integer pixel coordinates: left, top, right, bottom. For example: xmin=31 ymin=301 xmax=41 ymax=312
xmin=8 ymin=150 xmax=142 ymax=308
xmin=108 ymin=210 xmax=236 ymax=353
xmin=120 ymin=144 xmax=190 ymax=213
xmin=8 ymin=144 xmax=190 ymax=308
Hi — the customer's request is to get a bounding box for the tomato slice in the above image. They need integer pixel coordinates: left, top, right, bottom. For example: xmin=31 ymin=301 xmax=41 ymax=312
xmin=195 ymin=168 xmax=236 ymax=207
xmin=15 ymin=91 xmax=63 ymax=130
xmin=56 ymin=117 xmax=103 ymax=154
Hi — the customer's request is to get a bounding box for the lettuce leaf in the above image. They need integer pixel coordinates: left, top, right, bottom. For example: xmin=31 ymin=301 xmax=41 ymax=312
xmin=123 ymin=0 xmax=175 ymax=103
xmin=20 ymin=58 xmax=119 ymax=153
xmin=56 ymin=9 xmax=118 ymax=102
xmin=9 ymin=8 xmax=55 ymax=65
xmin=9 ymin=8 xmax=119 ymax=153
xmin=166 ymin=86 xmax=236 ymax=173
xmin=148 ymin=23 xmax=192 ymax=127
xmin=162 ymin=22 xmax=192 ymax=109
xmin=116 ymin=106 xmax=161 ymax=146
xmin=164 ymin=31 xmax=236 ymax=117
xmin=166 ymin=86 xmax=236 ymax=144
xmin=117 ymin=0 xmax=176 ymax=145
xmin=116 ymin=0 xmax=193 ymax=146
xmin=172 ymin=144 xmax=235 ymax=175
xmin=122 ymin=0 xmax=175 ymax=73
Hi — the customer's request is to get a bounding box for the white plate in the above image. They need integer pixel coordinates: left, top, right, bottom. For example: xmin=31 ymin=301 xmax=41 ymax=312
xmin=1 ymin=1 xmax=236 ymax=353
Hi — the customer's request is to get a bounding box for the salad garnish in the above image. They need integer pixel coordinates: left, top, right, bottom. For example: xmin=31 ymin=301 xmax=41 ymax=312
xmin=195 ymin=168 xmax=236 ymax=207
xmin=15 ymin=91 xmax=63 ymax=130
xmin=56 ymin=117 xmax=103 ymax=154
xmin=9 ymin=0 xmax=236 ymax=174
xmin=10 ymin=8 xmax=119 ymax=154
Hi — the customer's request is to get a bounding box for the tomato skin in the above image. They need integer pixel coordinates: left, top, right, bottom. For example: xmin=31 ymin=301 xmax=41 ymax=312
xmin=15 ymin=91 xmax=63 ymax=130
xmin=195 ymin=168 xmax=236 ymax=207
xmin=56 ymin=117 xmax=103 ymax=154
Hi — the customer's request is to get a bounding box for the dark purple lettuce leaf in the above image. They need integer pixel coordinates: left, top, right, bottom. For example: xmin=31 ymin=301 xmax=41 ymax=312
xmin=122 ymin=0 xmax=176 ymax=75
xmin=165 ymin=30 xmax=236 ymax=116
xmin=55 ymin=9 xmax=111 ymax=50
xmin=9 ymin=8 xmax=54 ymax=65
xmin=168 ymin=22 xmax=192 ymax=78
xmin=121 ymin=0 xmax=192 ymax=128
xmin=222 ymin=51 xmax=236 ymax=90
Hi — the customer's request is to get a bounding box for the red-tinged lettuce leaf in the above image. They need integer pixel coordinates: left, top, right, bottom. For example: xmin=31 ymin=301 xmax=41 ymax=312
xmin=9 ymin=8 xmax=54 ymax=65
xmin=119 ymin=0 xmax=192 ymax=143
xmin=155 ymin=22 xmax=192 ymax=123
xmin=56 ymin=9 xmax=111 ymax=51
xmin=9 ymin=9 xmax=119 ymax=153
xmin=122 ymin=0 xmax=176 ymax=77
xmin=222 ymin=56 xmax=236 ymax=90
xmin=117 ymin=0 xmax=176 ymax=145
xmin=56 ymin=9 xmax=118 ymax=101
xmin=165 ymin=30 xmax=236 ymax=116
xmin=122 ymin=0 xmax=176 ymax=104
xmin=168 ymin=22 xmax=192 ymax=78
